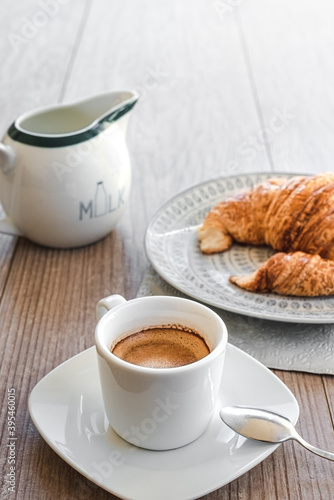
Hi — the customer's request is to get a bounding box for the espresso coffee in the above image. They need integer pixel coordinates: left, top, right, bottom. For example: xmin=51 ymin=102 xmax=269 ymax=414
xmin=111 ymin=326 xmax=210 ymax=368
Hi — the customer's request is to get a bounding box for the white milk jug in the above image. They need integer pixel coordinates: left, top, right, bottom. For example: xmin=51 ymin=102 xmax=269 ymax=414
xmin=0 ymin=90 xmax=138 ymax=248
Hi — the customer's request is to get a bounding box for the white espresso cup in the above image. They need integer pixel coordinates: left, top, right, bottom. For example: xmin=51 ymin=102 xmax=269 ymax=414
xmin=95 ymin=294 xmax=228 ymax=451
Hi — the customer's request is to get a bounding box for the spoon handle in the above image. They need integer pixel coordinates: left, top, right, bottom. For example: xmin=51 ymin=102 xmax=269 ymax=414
xmin=295 ymin=435 xmax=334 ymax=461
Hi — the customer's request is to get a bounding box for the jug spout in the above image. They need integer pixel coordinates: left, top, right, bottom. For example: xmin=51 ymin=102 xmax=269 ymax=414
xmin=81 ymin=90 xmax=139 ymax=131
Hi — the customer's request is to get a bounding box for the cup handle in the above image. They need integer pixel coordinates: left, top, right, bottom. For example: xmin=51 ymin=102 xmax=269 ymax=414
xmin=96 ymin=294 xmax=126 ymax=321
xmin=0 ymin=216 xmax=23 ymax=236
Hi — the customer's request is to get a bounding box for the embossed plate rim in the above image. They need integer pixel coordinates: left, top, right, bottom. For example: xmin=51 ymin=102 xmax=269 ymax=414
xmin=144 ymin=171 xmax=334 ymax=323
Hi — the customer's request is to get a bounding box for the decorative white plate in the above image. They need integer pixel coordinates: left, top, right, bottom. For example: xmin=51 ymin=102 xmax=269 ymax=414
xmin=145 ymin=172 xmax=334 ymax=323
xmin=29 ymin=345 xmax=299 ymax=500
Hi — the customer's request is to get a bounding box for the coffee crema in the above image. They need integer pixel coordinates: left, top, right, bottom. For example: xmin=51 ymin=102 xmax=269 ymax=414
xmin=111 ymin=326 xmax=210 ymax=368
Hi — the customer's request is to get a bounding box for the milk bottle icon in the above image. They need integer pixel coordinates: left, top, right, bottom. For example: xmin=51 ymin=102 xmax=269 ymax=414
xmin=94 ymin=181 xmax=108 ymax=217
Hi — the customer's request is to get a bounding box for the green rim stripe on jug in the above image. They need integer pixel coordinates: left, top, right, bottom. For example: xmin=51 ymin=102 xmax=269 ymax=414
xmin=8 ymin=100 xmax=137 ymax=148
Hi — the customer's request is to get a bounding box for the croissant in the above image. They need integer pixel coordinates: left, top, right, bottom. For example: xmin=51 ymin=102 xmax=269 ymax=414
xmin=198 ymin=172 xmax=334 ymax=260
xmin=230 ymin=251 xmax=334 ymax=297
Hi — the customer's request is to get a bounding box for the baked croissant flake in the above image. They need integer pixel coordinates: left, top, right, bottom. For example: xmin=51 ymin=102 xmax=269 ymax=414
xmin=230 ymin=251 xmax=334 ymax=297
xmin=198 ymin=172 xmax=334 ymax=260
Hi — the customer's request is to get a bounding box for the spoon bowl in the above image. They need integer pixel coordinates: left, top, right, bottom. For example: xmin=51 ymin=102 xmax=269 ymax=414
xmin=220 ymin=406 xmax=334 ymax=461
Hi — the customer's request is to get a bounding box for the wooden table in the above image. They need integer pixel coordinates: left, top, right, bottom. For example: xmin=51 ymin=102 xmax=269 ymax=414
xmin=1 ymin=1 xmax=334 ymax=498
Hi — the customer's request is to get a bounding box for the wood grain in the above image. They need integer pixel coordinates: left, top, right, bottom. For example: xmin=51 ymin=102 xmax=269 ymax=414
xmin=0 ymin=0 xmax=333 ymax=499
xmin=237 ymin=0 xmax=334 ymax=174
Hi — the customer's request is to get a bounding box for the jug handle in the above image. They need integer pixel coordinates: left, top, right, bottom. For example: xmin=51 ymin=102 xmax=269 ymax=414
xmin=0 ymin=143 xmax=16 ymax=175
xmin=0 ymin=217 xmax=23 ymax=237
xmin=0 ymin=144 xmax=22 ymax=236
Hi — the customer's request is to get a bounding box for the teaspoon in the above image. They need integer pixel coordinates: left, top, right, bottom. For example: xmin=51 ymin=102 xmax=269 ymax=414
xmin=220 ymin=406 xmax=334 ymax=461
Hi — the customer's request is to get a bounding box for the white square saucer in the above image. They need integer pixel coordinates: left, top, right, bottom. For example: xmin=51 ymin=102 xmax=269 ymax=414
xmin=29 ymin=344 xmax=299 ymax=500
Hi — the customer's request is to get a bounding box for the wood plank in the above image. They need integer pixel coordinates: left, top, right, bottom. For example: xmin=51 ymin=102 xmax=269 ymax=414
xmin=0 ymin=0 xmax=91 ymax=290
xmin=323 ymin=376 xmax=334 ymax=423
xmin=63 ymin=0 xmax=273 ymax=192
xmin=0 ymin=234 xmax=17 ymax=294
xmin=236 ymin=9 xmax=334 ymax=493
xmin=0 ymin=3 xmax=102 ymax=499
xmin=272 ymin=370 xmax=334 ymax=499
xmin=237 ymin=0 xmax=334 ymax=174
